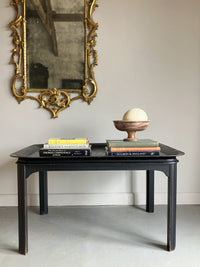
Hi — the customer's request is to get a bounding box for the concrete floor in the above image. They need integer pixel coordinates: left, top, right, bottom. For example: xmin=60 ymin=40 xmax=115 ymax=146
xmin=0 ymin=205 xmax=200 ymax=267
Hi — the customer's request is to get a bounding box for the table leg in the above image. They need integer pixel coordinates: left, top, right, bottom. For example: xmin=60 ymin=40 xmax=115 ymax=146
xmin=39 ymin=171 xmax=48 ymax=215
xmin=167 ymin=163 xmax=177 ymax=251
xmin=18 ymin=164 xmax=28 ymax=255
xmin=146 ymin=170 xmax=154 ymax=213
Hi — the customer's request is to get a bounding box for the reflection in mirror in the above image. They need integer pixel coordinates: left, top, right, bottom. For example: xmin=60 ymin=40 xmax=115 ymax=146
xmin=26 ymin=0 xmax=84 ymax=90
xmin=10 ymin=0 xmax=98 ymax=117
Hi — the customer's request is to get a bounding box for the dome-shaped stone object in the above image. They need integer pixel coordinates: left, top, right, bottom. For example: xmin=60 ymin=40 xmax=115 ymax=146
xmin=123 ymin=108 xmax=148 ymax=121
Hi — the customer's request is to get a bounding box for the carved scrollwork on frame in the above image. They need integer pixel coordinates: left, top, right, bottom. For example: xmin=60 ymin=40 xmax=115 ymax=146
xmin=10 ymin=0 xmax=98 ymax=118
xmin=39 ymin=88 xmax=71 ymax=118
xmin=83 ymin=0 xmax=98 ymax=104
xmin=10 ymin=0 xmax=26 ymax=102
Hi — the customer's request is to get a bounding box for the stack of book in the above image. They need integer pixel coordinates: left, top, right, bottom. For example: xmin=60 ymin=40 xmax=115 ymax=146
xmin=106 ymin=139 xmax=160 ymax=156
xmin=40 ymin=138 xmax=91 ymax=157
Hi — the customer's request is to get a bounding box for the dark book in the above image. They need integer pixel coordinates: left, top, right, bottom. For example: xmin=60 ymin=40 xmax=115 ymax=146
xmin=40 ymin=148 xmax=91 ymax=157
xmin=107 ymin=139 xmax=159 ymax=148
xmin=106 ymin=150 xmax=160 ymax=156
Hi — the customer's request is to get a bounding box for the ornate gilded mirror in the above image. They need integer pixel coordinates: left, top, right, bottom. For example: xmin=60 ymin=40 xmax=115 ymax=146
xmin=10 ymin=0 xmax=98 ymax=117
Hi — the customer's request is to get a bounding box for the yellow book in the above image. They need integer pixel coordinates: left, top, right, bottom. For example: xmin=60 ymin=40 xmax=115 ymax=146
xmin=48 ymin=138 xmax=88 ymax=145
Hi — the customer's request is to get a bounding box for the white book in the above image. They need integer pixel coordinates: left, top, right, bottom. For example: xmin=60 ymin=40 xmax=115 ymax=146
xmin=43 ymin=144 xmax=90 ymax=149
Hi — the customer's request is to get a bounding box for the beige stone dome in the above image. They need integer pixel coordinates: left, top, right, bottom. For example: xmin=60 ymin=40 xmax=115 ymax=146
xmin=123 ymin=108 xmax=148 ymax=121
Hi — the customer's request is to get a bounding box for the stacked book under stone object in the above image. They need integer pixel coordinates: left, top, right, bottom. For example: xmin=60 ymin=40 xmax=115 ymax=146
xmin=106 ymin=139 xmax=160 ymax=156
xmin=40 ymin=138 xmax=91 ymax=157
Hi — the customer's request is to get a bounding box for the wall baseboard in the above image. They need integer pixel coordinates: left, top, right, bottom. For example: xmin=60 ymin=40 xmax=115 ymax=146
xmin=0 ymin=192 xmax=200 ymax=206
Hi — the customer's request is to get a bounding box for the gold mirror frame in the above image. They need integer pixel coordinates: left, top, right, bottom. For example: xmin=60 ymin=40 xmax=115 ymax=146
xmin=10 ymin=0 xmax=98 ymax=118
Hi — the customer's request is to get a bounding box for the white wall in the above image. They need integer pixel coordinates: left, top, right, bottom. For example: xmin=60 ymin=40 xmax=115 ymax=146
xmin=0 ymin=0 xmax=200 ymax=206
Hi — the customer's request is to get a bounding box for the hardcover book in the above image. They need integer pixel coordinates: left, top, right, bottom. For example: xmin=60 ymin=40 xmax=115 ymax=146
xmin=43 ymin=143 xmax=90 ymax=149
xmin=48 ymin=138 xmax=88 ymax=145
xmin=107 ymin=139 xmax=159 ymax=148
xmin=40 ymin=148 xmax=91 ymax=157
xmin=106 ymin=150 xmax=160 ymax=156
xmin=109 ymin=147 xmax=160 ymax=152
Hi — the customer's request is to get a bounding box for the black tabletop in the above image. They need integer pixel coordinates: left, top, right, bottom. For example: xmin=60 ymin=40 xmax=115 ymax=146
xmin=10 ymin=143 xmax=184 ymax=159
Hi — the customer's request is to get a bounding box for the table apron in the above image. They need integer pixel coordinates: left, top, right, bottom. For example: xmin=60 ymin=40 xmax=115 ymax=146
xmin=17 ymin=160 xmax=178 ymax=178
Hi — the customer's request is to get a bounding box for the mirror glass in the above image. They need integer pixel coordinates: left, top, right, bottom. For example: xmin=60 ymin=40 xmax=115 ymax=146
xmin=26 ymin=0 xmax=84 ymax=90
xmin=10 ymin=0 xmax=98 ymax=117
